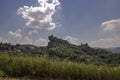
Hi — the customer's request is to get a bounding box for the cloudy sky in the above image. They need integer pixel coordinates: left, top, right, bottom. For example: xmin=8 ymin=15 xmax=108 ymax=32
xmin=0 ymin=0 xmax=120 ymax=48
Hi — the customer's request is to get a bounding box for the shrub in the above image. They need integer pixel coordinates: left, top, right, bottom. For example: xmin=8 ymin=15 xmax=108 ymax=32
xmin=0 ymin=54 xmax=120 ymax=80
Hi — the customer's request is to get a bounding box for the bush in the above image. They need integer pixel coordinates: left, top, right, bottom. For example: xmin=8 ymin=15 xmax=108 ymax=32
xmin=0 ymin=54 xmax=120 ymax=80
xmin=0 ymin=70 xmax=6 ymax=77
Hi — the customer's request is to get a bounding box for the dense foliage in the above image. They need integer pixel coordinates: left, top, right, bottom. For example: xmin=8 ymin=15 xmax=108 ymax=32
xmin=0 ymin=35 xmax=120 ymax=66
xmin=0 ymin=35 xmax=120 ymax=79
xmin=0 ymin=54 xmax=120 ymax=80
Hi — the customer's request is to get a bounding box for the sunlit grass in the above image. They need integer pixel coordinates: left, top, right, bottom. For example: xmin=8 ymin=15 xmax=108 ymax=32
xmin=0 ymin=54 xmax=120 ymax=80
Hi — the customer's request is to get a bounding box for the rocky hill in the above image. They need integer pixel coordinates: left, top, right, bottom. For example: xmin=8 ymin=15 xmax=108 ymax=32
xmin=0 ymin=35 xmax=120 ymax=66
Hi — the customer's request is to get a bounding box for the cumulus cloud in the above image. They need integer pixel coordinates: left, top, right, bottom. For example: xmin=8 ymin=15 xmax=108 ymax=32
xmin=8 ymin=29 xmax=22 ymax=44
xmin=90 ymin=36 xmax=120 ymax=48
xmin=28 ymin=29 xmax=38 ymax=35
xmin=102 ymin=19 xmax=120 ymax=31
xmin=34 ymin=38 xmax=48 ymax=46
xmin=23 ymin=37 xmax=33 ymax=44
xmin=0 ymin=28 xmax=49 ymax=46
xmin=64 ymin=36 xmax=80 ymax=45
xmin=17 ymin=0 xmax=61 ymax=30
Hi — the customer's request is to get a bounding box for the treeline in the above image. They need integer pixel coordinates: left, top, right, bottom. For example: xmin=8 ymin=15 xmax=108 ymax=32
xmin=0 ymin=35 xmax=120 ymax=66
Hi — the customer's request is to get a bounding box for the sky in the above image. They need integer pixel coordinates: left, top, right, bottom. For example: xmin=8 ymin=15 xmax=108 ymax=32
xmin=0 ymin=0 xmax=120 ymax=48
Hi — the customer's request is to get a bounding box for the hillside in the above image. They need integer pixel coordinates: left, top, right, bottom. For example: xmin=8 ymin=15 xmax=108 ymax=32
xmin=105 ymin=47 xmax=120 ymax=53
xmin=0 ymin=35 xmax=120 ymax=66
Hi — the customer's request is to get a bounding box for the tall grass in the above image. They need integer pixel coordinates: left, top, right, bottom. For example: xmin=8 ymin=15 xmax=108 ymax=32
xmin=0 ymin=54 xmax=120 ymax=80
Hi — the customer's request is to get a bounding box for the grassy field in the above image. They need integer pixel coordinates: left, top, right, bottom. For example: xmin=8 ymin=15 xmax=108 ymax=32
xmin=0 ymin=54 xmax=120 ymax=80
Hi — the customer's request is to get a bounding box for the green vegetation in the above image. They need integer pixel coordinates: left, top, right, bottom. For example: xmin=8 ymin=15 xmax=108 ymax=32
xmin=0 ymin=35 xmax=120 ymax=79
xmin=0 ymin=35 xmax=120 ymax=66
xmin=0 ymin=54 xmax=120 ymax=80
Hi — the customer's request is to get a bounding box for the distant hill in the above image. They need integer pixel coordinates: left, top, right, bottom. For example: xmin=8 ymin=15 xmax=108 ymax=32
xmin=47 ymin=35 xmax=120 ymax=65
xmin=0 ymin=35 xmax=120 ymax=66
xmin=105 ymin=47 xmax=120 ymax=53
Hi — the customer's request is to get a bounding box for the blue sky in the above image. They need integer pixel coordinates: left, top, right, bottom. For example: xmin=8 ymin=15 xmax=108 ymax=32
xmin=0 ymin=0 xmax=120 ymax=48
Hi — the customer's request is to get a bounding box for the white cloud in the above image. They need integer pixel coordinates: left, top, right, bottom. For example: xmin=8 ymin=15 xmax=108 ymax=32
xmin=8 ymin=29 xmax=22 ymax=44
xmin=28 ymin=29 xmax=38 ymax=35
xmin=1 ymin=28 xmax=48 ymax=46
xmin=17 ymin=0 xmax=61 ymax=30
xmin=64 ymin=36 xmax=80 ymax=45
xmin=90 ymin=36 xmax=120 ymax=48
xmin=23 ymin=37 xmax=33 ymax=44
xmin=34 ymin=38 xmax=48 ymax=46
xmin=102 ymin=19 xmax=120 ymax=31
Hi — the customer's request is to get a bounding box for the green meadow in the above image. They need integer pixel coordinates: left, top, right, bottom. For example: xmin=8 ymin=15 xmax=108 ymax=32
xmin=0 ymin=54 xmax=120 ymax=80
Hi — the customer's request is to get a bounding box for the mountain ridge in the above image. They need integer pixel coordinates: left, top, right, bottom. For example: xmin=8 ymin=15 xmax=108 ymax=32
xmin=105 ymin=47 xmax=120 ymax=53
xmin=0 ymin=35 xmax=120 ymax=66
